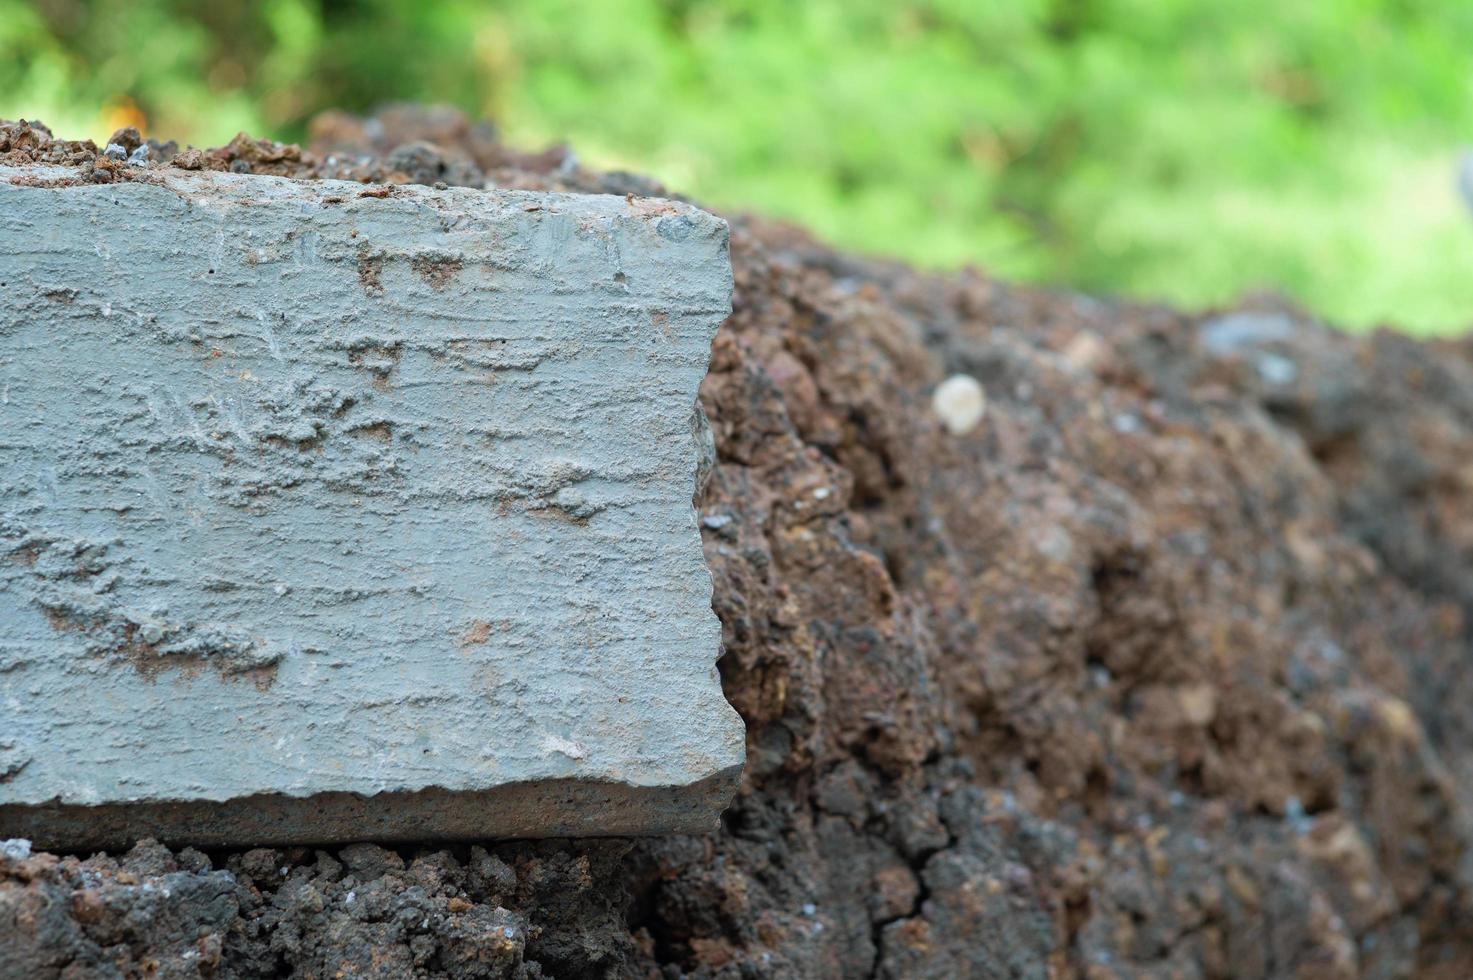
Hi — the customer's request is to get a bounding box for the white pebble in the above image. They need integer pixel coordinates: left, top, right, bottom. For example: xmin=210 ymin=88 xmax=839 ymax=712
xmin=932 ymin=374 xmax=987 ymax=436
xmin=1112 ymin=413 xmax=1141 ymax=434
xmin=1 ymin=838 xmax=31 ymax=860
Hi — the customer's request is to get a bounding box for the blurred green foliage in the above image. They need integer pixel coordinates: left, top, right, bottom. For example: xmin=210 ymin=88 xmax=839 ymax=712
xmin=4 ymin=0 xmax=1472 ymax=333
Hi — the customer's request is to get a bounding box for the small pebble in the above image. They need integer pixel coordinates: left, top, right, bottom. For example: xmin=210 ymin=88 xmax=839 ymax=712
xmin=932 ymin=374 xmax=987 ymax=436
xmin=1112 ymin=413 xmax=1141 ymax=434
xmin=1061 ymin=331 xmax=1108 ymax=372
xmin=1256 ymin=353 xmax=1298 ymax=386
xmin=103 ymin=143 xmax=127 ymax=161
xmin=126 ymin=144 xmax=150 ymax=167
xmin=1 ymin=838 xmax=32 ymax=860
xmin=1199 ymin=312 xmax=1296 ymax=354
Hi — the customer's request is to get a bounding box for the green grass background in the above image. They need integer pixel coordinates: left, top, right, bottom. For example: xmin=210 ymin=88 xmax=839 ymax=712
xmin=4 ymin=0 xmax=1472 ymax=334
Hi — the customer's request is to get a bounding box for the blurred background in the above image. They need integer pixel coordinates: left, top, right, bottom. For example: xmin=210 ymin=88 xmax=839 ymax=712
xmin=3 ymin=0 xmax=1471 ymax=335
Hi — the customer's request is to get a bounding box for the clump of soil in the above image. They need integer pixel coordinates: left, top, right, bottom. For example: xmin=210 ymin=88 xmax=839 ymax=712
xmin=4 ymin=108 xmax=1473 ymax=979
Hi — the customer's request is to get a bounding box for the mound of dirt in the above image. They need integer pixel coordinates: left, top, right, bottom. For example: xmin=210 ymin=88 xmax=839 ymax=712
xmin=4 ymin=109 xmax=1473 ymax=979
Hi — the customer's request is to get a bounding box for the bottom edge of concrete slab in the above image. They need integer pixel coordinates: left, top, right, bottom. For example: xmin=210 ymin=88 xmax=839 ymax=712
xmin=0 ymin=767 xmax=744 ymax=851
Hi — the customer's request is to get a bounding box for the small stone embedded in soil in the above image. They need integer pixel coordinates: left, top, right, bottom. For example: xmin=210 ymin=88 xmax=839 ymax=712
xmin=932 ymin=373 xmax=988 ymax=435
xmin=0 ymin=163 xmax=743 ymax=849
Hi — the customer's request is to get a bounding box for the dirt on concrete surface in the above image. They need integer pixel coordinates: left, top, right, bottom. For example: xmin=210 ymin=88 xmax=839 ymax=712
xmin=4 ymin=109 xmax=1473 ymax=979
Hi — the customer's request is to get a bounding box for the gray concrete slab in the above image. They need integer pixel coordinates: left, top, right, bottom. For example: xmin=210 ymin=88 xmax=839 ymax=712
xmin=0 ymin=165 xmax=743 ymax=848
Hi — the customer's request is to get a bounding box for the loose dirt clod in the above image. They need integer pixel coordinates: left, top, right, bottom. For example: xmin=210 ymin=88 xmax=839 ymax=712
xmin=2 ymin=108 xmax=1472 ymax=979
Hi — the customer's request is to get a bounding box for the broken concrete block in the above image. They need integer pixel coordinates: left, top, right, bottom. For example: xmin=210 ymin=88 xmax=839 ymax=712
xmin=0 ymin=166 xmax=743 ymax=848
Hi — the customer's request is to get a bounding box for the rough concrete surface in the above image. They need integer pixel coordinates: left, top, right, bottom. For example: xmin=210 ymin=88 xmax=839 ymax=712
xmin=3 ymin=113 xmax=1473 ymax=978
xmin=0 ymin=162 xmax=743 ymax=848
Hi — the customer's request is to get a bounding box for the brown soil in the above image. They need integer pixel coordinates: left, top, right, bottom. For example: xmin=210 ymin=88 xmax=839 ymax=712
xmin=4 ymin=110 xmax=1473 ymax=979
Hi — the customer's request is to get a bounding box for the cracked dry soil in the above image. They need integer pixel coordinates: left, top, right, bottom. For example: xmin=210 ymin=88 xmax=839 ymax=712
xmin=3 ymin=111 xmax=1473 ymax=978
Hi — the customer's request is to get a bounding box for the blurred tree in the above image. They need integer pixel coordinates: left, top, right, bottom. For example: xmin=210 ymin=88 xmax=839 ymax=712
xmin=3 ymin=0 xmax=1471 ymax=334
